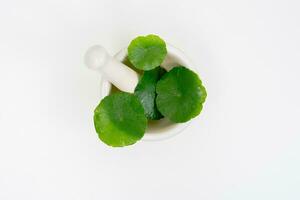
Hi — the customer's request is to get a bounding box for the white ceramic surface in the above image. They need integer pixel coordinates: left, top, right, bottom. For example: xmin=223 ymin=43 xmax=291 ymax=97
xmin=99 ymin=44 xmax=197 ymax=141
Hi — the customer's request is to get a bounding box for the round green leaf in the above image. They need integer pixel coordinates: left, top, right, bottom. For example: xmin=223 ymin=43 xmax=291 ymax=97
xmin=156 ymin=66 xmax=207 ymax=123
xmin=134 ymin=66 xmax=166 ymax=120
xmin=94 ymin=92 xmax=147 ymax=147
xmin=128 ymin=34 xmax=167 ymax=71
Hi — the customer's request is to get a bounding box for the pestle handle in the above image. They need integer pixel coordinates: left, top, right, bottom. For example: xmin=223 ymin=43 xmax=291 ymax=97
xmin=85 ymin=45 xmax=139 ymax=93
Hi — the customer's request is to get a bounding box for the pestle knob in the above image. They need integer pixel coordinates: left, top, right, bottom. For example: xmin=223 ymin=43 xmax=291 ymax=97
xmin=85 ymin=45 xmax=139 ymax=93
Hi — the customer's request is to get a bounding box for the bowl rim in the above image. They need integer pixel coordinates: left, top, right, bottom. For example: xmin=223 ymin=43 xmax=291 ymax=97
xmin=99 ymin=44 xmax=196 ymax=141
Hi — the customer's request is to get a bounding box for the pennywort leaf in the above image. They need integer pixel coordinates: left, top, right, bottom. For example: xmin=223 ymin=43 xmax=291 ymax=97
xmin=156 ymin=66 xmax=207 ymax=123
xmin=134 ymin=66 xmax=166 ymax=120
xmin=94 ymin=92 xmax=147 ymax=147
xmin=128 ymin=34 xmax=167 ymax=71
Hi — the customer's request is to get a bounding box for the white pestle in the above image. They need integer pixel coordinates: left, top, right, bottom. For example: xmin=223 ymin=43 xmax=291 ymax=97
xmin=84 ymin=45 xmax=139 ymax=93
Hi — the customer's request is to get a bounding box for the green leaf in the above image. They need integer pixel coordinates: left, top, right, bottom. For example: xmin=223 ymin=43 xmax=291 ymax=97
xmin=128 ymin=34 xmax=167 ymax=71
xmin=156 ymin=66 xmax=207 ymax=123
xmin=94 ymin=92 xmax=147 ymax=147
xmin=134 ymin=66 xmax=166 ymax=120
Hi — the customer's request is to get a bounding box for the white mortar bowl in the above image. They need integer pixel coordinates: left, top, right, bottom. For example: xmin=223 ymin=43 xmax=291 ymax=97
xmin=99 ymin=44 xmax=196 ymax=141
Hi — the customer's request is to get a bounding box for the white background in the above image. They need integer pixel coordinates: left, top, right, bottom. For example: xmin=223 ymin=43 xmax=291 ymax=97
xmin=0 ymin=0 xmax=299 ymax=199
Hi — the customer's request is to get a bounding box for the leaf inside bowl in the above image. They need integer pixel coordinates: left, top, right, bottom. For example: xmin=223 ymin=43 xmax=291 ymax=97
xmin=128 ymin=34 xmax=167 ymax=71
xmin=134 ymin=66 xmax=166 ymax=120
xmin=156 ymin=66 xmax=207 ymax=123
